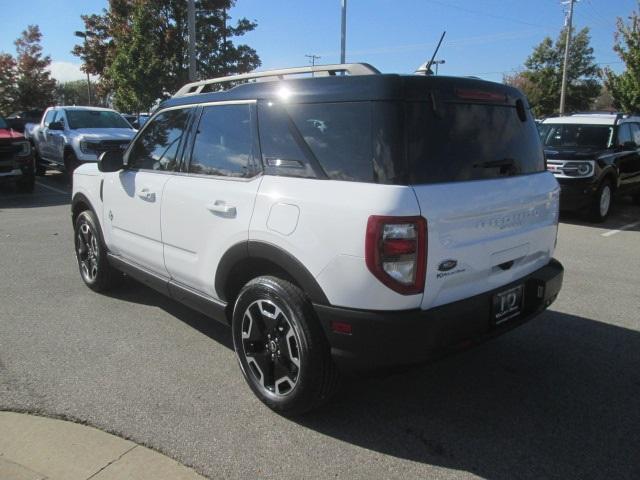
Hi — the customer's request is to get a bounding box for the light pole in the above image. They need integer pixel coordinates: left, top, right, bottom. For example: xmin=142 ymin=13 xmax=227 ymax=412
xmin=74 ymin=30 xmax=93 ymax=105
xmin=188 ymin=0 xmax=196 ymax=81
xmin=559 ymin=0 xmax=575 ymax=114
xmin=340 ymin=0 xmax=347 ymax=64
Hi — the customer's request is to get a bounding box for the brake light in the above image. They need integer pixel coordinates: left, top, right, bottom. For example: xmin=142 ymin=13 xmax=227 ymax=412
xmin=455 ymin=88 xmax=506 ymax=102
xmin=365 ymin=216 xmax=427 ymax=295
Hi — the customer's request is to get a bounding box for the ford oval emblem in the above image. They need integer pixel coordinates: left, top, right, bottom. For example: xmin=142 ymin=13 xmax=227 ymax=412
xmin=438 ymin=259 xmax=458 ymax=272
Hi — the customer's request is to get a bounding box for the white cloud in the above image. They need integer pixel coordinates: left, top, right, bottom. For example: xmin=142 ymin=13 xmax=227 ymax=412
xmin=47 ymin=61 xmax=98 ymax=83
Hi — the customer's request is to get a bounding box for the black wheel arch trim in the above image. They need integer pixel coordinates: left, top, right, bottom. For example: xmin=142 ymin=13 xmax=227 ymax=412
xmin=215 ymin=240 xmax=330 ymax=306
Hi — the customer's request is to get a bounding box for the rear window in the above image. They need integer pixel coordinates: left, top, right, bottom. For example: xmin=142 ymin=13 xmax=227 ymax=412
xmin=406 ymin=101 xmax=545 ymax=184
xmin=257 ymin=97 xmax=543 ymax=185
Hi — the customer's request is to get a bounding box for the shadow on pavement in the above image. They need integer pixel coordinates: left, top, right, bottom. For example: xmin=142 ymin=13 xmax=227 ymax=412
xmin=297 ymin=310 xmax=640 ymax=480
xmin=104 ymin=276 xmax=640 ymax=479
xmin=105 ymin=277 xmax=234 ymax=350
xmin=560 ymin=195 xmax=640 ymax=232
xmin=0 ymin=172 xmax=70 ymax=209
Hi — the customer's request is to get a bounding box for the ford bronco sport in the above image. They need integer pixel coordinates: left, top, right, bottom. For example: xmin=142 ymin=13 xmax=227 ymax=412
xmin=540 ymin=113 xmax=640 ymax=222
xmin=71 ymin=63 xmax=564 ymax=414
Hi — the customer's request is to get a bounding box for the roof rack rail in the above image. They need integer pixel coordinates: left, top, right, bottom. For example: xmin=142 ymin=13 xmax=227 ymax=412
xmin=173 ymin=63 xmax=381 ymax=98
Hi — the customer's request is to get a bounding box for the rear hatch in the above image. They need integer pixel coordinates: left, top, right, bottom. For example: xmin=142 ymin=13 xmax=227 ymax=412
xmin=403 ymin=78 xmax=560 ymax=309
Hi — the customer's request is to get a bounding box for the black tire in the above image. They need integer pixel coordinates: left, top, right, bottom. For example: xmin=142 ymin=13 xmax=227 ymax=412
xmin=232 ymin=276 xmax=340 ymax=415
xmin=15 ymin=172 xmax=35 ymax=193
xmin=74 ymin=210 xmax=121 ymax=292
xmin=34 ymin=149 xmax=46 ymax=176
xmin=64 ymin=150 xmax=80 ymax=184
xmin=589 ymin=179 xmax=613 ymax=223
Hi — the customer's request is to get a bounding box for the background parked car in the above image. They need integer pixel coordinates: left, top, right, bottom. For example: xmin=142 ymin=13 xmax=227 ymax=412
xmin=28 ymin=106 xmax=136 ymax=178
xmin=0 ymin=114 xmax=35 ymax=192
xmin=540 ymin=112 xmax=640 ymax=222
xmin=5 ymin=109 xmax=45 ymax=133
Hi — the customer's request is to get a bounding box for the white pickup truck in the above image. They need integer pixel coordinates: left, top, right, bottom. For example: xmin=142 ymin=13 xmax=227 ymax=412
xmin=26 ymin=106 xmax=136 ymax=177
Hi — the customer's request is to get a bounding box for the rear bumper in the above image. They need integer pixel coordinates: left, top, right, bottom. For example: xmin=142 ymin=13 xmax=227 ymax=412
xmin=315 ymin=259 xmax=564 ymax=373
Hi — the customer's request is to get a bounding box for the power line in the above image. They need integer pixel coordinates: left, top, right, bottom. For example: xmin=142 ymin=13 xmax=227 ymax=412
xmin=423 ymin=0 xmax=549 ymax=29
xmin=305 ymin=54 xmax=321 ymax=66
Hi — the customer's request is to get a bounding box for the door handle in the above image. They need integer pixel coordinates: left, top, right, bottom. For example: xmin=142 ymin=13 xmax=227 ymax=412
xmin=136 ymin=187 xmax=156 ymax=201
xmin=206 ymin=201 xmax=237 ymax=218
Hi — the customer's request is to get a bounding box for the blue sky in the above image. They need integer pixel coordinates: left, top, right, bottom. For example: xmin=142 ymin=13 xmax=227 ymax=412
xmin=0 ymin=0 xmax=633 ymax=83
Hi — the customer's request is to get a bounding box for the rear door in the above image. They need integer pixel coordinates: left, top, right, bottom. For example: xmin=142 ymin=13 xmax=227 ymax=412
xmin=102 ymin=106 xmax=193 ymax=276
xmin=161 ymin=101 xmax=262 ymax=299
xmin=38 ymin=109 xmax=56 ymax=160
xmin=405 ymin=98 xmax=560 ymax=310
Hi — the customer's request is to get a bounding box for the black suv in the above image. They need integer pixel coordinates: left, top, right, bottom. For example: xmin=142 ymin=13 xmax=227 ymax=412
xmin=539 ymin=113 xmax=640 ymax=222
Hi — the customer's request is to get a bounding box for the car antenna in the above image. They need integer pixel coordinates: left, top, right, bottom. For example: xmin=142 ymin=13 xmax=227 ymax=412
xmin=416 ymin=31 xmax=446 ymax=75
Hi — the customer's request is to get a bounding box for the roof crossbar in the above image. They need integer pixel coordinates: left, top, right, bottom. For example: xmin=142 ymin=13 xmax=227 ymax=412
xmin=172 ymin=63 xmax=381 ymax=98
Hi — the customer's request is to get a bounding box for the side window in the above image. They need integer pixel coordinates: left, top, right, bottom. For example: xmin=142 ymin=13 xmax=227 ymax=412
xmin=617 ymin=123 xmax=633 ymax=147
xmin=189 ymin=104 xmax=254 ymax=177
xmin=288 ymin=102 xmax=373 ymax=182
xmin=629 ymin=123 xmax=640 ymax=146
xmin=257 ymin=102 xmax=316 ymax=178
xmin=127 ymin=108 xmax=191 ymax=171
xmin=43 ymin=110 xmax=55 ymax=126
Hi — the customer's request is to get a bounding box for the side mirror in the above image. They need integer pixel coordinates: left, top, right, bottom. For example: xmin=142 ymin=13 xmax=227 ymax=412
xmin=48 ymin=121 xmax=64 ymax=131
xmin=622 ymin=141 xmax=637 ymax=151
xmin=98 ymin=150 xmax=125 ymax=172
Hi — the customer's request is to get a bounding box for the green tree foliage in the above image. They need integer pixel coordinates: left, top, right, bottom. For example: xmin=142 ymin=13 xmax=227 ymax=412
xmin=73 ymin=0 xmax=261 ymax=112
xmin=14 ymin=25 xmax=57 ymax=110
xmin=505 ymin=27 xmax=601 ymax=117
xmin=56 ymin=80 xmax=94 ymax=106
xmin=0 ymin=53 xmax=18 ymax=115
xmin=604 ymin=3 xmax=640 ymax=112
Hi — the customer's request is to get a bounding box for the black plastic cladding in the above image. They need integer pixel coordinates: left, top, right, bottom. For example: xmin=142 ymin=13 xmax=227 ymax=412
xmin=160 ymin=74 xmax=529 ymax=110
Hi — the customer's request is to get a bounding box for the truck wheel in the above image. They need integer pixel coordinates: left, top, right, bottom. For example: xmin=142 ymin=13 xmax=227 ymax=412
xmin=232 ymin=276 xmax=340 ymax=415
xmin=64 ymin=151 xmax=80 ymax=183
xmin=34 ymin=149 xmax=46 ymax=176
xmin=589 ymin=179 xmax=613 ymax=223
xmin=74 ymin=210 xmax=121 ymax=292
xmin=15 ymin=172 xmax=35 ymax=193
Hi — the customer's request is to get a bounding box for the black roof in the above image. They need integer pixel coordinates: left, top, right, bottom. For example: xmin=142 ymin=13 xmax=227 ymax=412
xmin=160 ymin=74 xmax=526 ymax=111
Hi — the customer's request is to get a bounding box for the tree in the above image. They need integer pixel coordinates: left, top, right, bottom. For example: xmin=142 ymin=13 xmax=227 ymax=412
xmin=14 ymin=25 xmax=57 ymax=110
xmin=56 ymin=80 xmax=94 ymax=106
xmin=0 ymin=53 xmax=17 ymax=115
xmin=72 ymin=0 xmax=261 ymax=110
xmin=505 ymin=27 xmax=601 ymax=117
xmin=604 ymin=3 xmax=640 ymax=112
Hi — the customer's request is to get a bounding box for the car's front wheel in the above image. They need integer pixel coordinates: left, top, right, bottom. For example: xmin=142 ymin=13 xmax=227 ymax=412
xmin=74 ymin=210 xmax=121 ymax=292
xmin=232 ymin=276 xmax=340 ymax=415
xmin=589 ymin=179 xmax=613 ymax=223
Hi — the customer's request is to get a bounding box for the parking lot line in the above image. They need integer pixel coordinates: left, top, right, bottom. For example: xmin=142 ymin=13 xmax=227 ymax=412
xmin=601 ymin=220 xmax=640 ymax=237
xmin=35 ymin=181 xmax=69 ymax=196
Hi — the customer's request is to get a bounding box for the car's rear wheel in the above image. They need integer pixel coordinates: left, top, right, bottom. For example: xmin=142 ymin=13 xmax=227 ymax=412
xmin=589 ymin=179 xmax=613 ymax=223
xmin=64 ymin=150 xmax=80 ymax=184
xmin=232 ymin=276 xmax=340 ymax=415
xmin=74 ymin=210 xmax=121 ymax=292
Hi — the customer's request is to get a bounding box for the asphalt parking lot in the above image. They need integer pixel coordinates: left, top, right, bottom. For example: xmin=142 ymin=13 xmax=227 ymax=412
xmin=1 ymin=173 xmax=639 ymax=480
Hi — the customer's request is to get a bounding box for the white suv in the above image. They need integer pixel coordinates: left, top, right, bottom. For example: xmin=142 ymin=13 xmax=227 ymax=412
xmin=71 ymin=63 xmax=564 ymax=414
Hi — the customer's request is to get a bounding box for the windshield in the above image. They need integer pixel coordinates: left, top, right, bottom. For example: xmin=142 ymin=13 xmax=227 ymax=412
xmin=65 ymin=110 xmax=132 ymax=129
xmin=0 ymin=116 xmax=8 ymax=129
xmin=539 ymin=123 xmax=613 ymax=149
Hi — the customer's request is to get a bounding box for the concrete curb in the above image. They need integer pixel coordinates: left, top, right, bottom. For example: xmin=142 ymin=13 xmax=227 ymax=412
xmin=0 ymin=412 xmax=207 ymax=480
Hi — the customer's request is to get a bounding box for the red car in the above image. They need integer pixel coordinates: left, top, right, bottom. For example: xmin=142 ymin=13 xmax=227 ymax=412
xmin=0 ymin=115 xmax=35 ymax=192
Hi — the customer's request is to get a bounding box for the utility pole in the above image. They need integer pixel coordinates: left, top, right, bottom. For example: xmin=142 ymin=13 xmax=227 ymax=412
xmin=305 ymin=54 xmax=321 ymax=67
xmin=188 ymin=0 xmax=196 ymax=81
xmin=340 ymin=0 xmax=347 ymax=64
xmin=559 ymin=0 xmax=576 ymax=115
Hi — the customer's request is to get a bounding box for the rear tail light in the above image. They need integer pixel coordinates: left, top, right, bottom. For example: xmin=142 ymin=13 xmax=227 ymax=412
xmin=365 ymin=216 xmax=427 ymax=295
